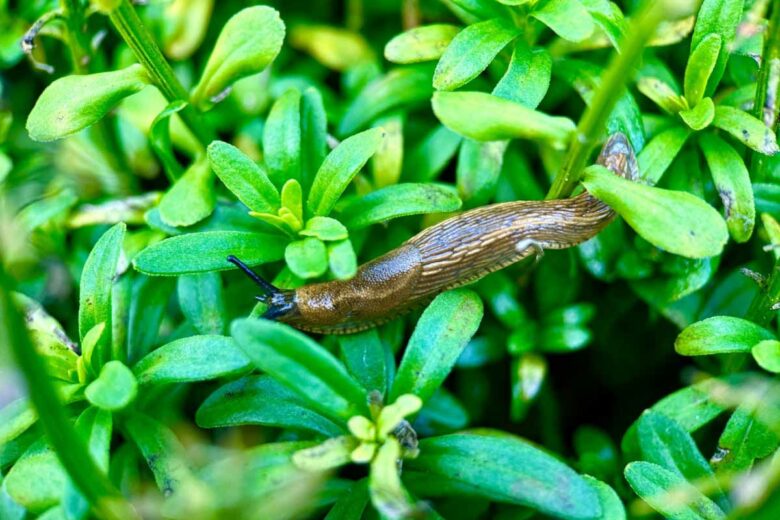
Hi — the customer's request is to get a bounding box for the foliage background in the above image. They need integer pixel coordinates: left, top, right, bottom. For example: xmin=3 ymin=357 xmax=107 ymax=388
xmin=1 ymin=0 xmax=780 ymax=519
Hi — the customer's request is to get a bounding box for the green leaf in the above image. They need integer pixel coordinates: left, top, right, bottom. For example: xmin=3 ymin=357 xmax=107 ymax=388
xmin=531 ymin=0 xmax=595 ymax=42
xmin=433 ymin=18 xmax=519 ymax=91
xmin=369 ymin=439 xmax=421 ymax=518
xmin=0 ymin=398 xmax=37 ymax=449
xmin=340 ymin=183 xmax=462 ymax=229
xmin=711 ymin=105 xmax=780 ymax=155
xmin=493 ymin=41 xmax=552 ymax=109
xmin=457 ymin=139 xmax=508 ymax=206
xmin=752 ymin=339 xmax=780 ymax=373
xmin=263 ymin=89 xmax=302 ymax=184
xmin=75 ymin=406 xmax=112 ymax=472
xmin=679 ymin=97 xmax=714 ymax=131
xmin=371 ymin=114 xmax=404 ymax=188
xmin=85 ymin=361 xmax=138 ymax=411
xmin=196 ymin=375 xmax=344 ymax=436
xmin=385 ymin=24 xmax=461 ymax=64
xmin=328 ymin=239 xmax=358 ymax=280
xmin=177 ymin=272 xmax=227 ymax=335
xmin=289 ymin=25 xmax=373 ymax=71
xmin=0 ymin=473 xmax=26 ymax=520
xmin=149 ymin=101 xmax=187 ymax=181
xmin=538 ymin=325 xmax=591 ymax=352
xmin=207 ymin=140 xmax=280 ymax=213
xmin=581 ymin=0 xmax=626 ymax=50
xmin=79 ymin=223 xmax=125 ymax=370
xmin=338 ymin=328 xmax=389 ymax=395
xmin=124 ymin=413 xmax=197 ymax=496
xmin=191 ymin=6 xmax=285 ymax=109
xmin=433 ymin=91 xmax=575 ymax=148
xmin=339 ymin=66 xmax=433 ymax=136
xmin=158 ymin=156 xmax=216 ymax=227
xmin=301 ymin=87 xmax=328 ymax=193
xmin=16 ymin=189 xmax=78 ymax=232
xmin=134 ymin=231 xmax=285 ymax=275
xmin=636 ymin=412 xmax=717 ymax=484
xmin=197 ymin=442 xmax=318 ymax=517
xmin=581 ymin=165 xmax=728 ymax=258
xmin=325 ymin=479 xmax=369 ymax=519
xmin=624 ymin=461 xmax=726 ymax=520
xmin=406 ymin=432 xmax=601 ymax=519
xmin=307 ymin=127 xmax=385 ymax=216
xmin=161 ymin=0 xmax=212 ymax=60
xmin=510 ymin=353 xmax=547 ymax=421
xmin=440 ymin=0 xmax=511 ymax=24
xmin=404 ymin=125 xmax=462 ymax=182
xmin=300 ymin=216 xmax=348 ymax=241
xmin=584 ymin=476 xmax=626 ymax=520
xmin=684 ymin=34 xmax=722 ymax=106
xmin=622 ymin=378 xmax=730 ymax=456
xmin=26 ymin=64 xmax=149 ymax=142
xmin=637 ymin=126 xmax=691 ymax=184
xmin=64 ymin=406 xmax=113 ymax=519
xmin=133 ymin=335 xmax=250 ymax=385
xmin=4 ymin=439 xmax=67 ymax=512
xmin=81 ymin=323 xmax=106 ymax=378
xmin=280 ymin=179 xmax=304 ymax=227
xmin=127 ymin=275 xmax=175 ymax=363
xmin=285 ymin=237 xmax=328 ymax=279
xmin=690 ymin=0 xmax=745 ymax=95
xmin=231 ymin=318 xmax=369 ymax=422
xmin=637 ymin=77 xmax=687 ymax=114
xmin=13 ymin=293 xmax=78 ymax=381
xmin=699 ymin=133 xmax=755 ymax=242
xmin=390 ymin=289 xmax=483 ymax=403
xmin=714 ymin=402 xmax=779 ymax=473
xmin=293 ymin=436 xmax=357 ymax=471
xmin=675 ymin=316 xmax=775 ymax=356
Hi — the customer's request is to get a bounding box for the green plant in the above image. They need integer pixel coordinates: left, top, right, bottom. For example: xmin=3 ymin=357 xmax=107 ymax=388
xmin=2 ymin=0 xmax=780 ymax=519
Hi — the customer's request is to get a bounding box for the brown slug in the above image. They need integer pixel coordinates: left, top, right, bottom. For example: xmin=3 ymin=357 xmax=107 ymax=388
xmin=228 ymin=133 xmax=638 ymax=334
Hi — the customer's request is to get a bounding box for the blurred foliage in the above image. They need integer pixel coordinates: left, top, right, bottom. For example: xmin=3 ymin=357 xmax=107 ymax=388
xmin=1 ymin=0 xmax=780 ymax=519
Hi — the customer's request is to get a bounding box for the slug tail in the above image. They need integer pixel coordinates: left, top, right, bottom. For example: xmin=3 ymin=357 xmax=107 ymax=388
xmin=596 ymin=132 xmax=639 ymax=181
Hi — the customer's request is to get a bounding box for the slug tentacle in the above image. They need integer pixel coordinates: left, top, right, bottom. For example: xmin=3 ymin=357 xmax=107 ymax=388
xmin=232 ymin=133 xmax=638 ymax=335
xmin=227 ymin=255 xmax=297 ymax=319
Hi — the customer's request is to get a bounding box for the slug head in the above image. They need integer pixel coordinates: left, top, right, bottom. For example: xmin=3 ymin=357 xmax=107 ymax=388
xmin=226 ymin=256 xmax=298 ymax=320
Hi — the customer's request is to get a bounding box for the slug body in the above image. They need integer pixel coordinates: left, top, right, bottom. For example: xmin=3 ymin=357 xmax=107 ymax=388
xmin=231 ymin=134 xmax=638 ymax=334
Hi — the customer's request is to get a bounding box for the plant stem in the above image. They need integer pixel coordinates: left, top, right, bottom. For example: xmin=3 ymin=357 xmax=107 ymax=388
xmin=107 ymin=0 xmax=213 ymax=146
xmin=546 ymin=1 xmax=666 ymax=199
xmin=750 ymin=0 xmax=780 ymax=182
xmin=0 ymin=269 xmax=140 ymax=520
xmin=60 ymin=0 xmax=136 ymax=195
xmin=346 ymin=0 xmax=363 ymax=31
xmin=59 ymin=0 xmax=90 ymax=74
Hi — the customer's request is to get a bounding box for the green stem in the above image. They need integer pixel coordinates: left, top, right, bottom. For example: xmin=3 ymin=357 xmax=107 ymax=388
xmin=107 ymin=0 xmax=213 ymax=146
xmin=0 ymin=269 xmax=139 ymax=520
xmin=546 ymin=1 xmax=666 ymax=199
xmin=750 ymin=0 xmax=780 ymax=182
xmin=60 ymin=0 xmax=136 ymax=195
xmin=346 ymin=0 xmax=363 ymax=31
xmin=59 ymin=0 xmax=90 ymax=74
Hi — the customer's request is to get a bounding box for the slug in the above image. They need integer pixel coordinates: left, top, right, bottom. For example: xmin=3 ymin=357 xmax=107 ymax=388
xmin=228 ymin=133 xmax=638 ymax=334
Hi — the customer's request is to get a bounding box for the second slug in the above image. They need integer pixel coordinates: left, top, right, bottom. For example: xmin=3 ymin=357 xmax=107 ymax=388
xmin=228 ymin=133 xmax=638 ymax=334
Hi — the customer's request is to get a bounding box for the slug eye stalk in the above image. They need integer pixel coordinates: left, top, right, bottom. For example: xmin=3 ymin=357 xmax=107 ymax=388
xmin=226 ymin=255 xmax=297 ymax=320
xmin=226 ymin=255 xmax=280 ymax=300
